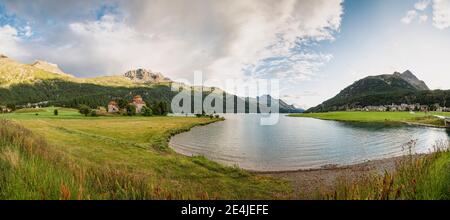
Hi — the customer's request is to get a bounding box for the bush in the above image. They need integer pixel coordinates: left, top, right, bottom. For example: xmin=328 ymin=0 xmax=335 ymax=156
xmin=90 ymin=110 xmax=98 ymax=117
xmin=116 ymin=99 xmax=128 ymax=110
xmin=54 ymin=109 xmax=58 ymax=116
xmin=79 ymin=105 xmax=91 ymax=116
xmin=126 ymin=104 xmax=136 ymax=116
xmin=141 ymin=106 xmax=153 ymax=117
xmin=151 ymin=101 xmax=169 ymax=116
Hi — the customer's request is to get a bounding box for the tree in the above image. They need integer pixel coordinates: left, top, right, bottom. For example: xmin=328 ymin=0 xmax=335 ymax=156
xmin=126 ymin=104 xmax=136 ymax=116
xmin=160 ymin=101 xmax=169 ymax=116
xmin=79 ymin=105 xmax=91 ymax=116
xmin=117 ymin=98 xmax=128 ymax=110
xmin=141 ymin=106 xmax=153 ymax=116
xmin=54 ymin=109 xmax=59 ymax=116
xmin=6 ymin=104 xmax=15 ymax=111
xmin=151 ymin=102 xmax=161 ymax=115
xmin=152 ymin=101 xmax=169 ymax=116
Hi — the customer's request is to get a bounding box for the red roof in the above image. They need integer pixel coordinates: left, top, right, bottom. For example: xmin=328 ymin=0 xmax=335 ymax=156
xmin=132 ymin=95 xmax=145 ymax=104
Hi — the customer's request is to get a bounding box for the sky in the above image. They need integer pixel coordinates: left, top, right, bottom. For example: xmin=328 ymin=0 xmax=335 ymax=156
xmin=0 ymin=0 xmax=450 ymax=109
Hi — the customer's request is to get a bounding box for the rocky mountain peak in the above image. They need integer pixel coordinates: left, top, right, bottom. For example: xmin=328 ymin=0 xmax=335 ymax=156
xmin=124 ymin=69 xmax=171 ymax=83
xmin=394 ymin=70 xmax=429 ymax=90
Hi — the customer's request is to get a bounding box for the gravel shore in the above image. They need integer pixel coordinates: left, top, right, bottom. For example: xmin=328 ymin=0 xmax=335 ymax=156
xmin=259 ymin=155 xmax=420 ymax=199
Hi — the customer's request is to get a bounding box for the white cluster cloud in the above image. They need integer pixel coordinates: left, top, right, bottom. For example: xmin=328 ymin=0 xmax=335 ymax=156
xmin=0 ymin=0 xmax=343 ymax=83
xmin=401 ymin=0 xmax=431 ymax=24
xmin=433 ymin=0 xmax=450 ymax=29
xmin=402 ymin=10 xmax=419 ymax=24
xmin=402 ymin=0 xmax=450 ymax=29
xmin=415 ymin=0 xmax=431 ymax=11
xmin=419 ymin=15 xmax=429 ymax=23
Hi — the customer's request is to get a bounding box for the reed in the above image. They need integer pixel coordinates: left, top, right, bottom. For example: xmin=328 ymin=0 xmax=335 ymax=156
xmin=320 ymin=141 xmax=450 ymax=200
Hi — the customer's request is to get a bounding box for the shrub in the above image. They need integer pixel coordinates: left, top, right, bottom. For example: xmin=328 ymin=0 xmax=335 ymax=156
xmin=141 ymin=106 xmax=153 ymax=117
xmin=151 ymin=101 xmax=169 ymax=116
xmin=54 ymin=109 xmax=58 ymax=116
xmin=126 ymin=104 xmax=136 ymax=116
xmin=78 ymin=105 xmax=91 ymax=116
xmin=90 ymin=110 xmax=98 ymax=117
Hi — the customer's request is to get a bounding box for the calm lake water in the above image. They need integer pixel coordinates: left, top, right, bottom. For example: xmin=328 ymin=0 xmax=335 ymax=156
xmin=170 ymin=114 xmax=450 ymax=171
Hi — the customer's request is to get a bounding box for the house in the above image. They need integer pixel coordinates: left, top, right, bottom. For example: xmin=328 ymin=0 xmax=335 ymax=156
xmin=131 ymin=95 xmax=146 ymax=113
xmin=420 ymin=105 xmax=429 ymax=112
xmin=107 ymin=95 xmax=147 ymax=114
xmin=108 ymin=101 xmax=120 ymax=113
xmin=0 ymin=106 xmax=12 ymax=113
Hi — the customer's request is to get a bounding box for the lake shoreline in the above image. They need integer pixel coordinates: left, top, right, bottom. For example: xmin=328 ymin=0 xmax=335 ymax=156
xmin=259 ymin=154 xmax=424 ymax=198
xmin=288 ymin=112 xmax=450 ymax=128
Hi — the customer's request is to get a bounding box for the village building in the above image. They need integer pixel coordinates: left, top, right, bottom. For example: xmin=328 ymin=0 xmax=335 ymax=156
xmin=131 ymin=95 xmax=146 ymax=113
xmin=107 ymin=101 xmax=120 ymax=113
xmin=0 ymin=106 xmax=12 ymax=113
xmin=346 ymin=103 xmax=449 ymax=112
xmin=107 ymin=95 xmax=147 ymax=114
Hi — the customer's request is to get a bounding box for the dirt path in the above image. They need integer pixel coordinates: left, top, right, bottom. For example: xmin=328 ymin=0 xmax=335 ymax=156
xmin=258 ymin=156 xmax=418 ymax=199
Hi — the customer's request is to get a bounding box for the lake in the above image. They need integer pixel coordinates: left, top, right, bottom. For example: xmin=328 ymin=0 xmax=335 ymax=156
xmin=170 ymin=114 xmax=450 ymax=171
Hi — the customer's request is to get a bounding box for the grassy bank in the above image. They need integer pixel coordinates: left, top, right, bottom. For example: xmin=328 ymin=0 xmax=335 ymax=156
xmin=290 ymin=111 xmax=450 ymax=199
xmin=0 ymin=108 xmax=291 ymax=199
xmin=320 ymin=147 xmax=450 ymax=200
xmin=289 ymin=111 xmax=450 ymax=127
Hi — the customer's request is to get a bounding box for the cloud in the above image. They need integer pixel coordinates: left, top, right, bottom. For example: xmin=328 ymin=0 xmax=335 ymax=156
xmin=402 ymin=10 xmax=418 ymax=24
xmin=419 ymin=14 xmax=429 ymax=23
xmin=403 ymin=0 xmax=450 ymax=29
xmin=0 ymin=0 xmax=343 ymax=83
xmin=0 ymin=25 xmax=28 ymax=58
xmin=415 ymin=0 xmax=431 ymax=11
xmin=433 ymin=0 xmax=450 ymax=29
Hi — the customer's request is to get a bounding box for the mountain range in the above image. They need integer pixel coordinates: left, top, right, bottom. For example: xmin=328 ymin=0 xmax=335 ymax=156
xmin=0 ymin=54 xmax=303 ymax=113
xmin=307 ymin=70 xmax=449 ymax=112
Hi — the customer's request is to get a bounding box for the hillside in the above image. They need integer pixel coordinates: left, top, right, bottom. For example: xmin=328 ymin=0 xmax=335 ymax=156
xmin=248 ymin=95 xmax=304 ymax=113
xmin=31 ymin=60 xmax=70 ymax=76
xmin=0 ymin=55 xmax=73 ymax=87
xmin=308 ymin=70 xmax=449 ymax=112
xmin=0 ymin=54 xmax=301 ymax=113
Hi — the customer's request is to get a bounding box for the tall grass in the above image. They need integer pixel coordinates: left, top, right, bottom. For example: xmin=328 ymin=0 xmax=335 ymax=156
xmin=0 ymin=120 xmax=175 ymax=199
xmin=320 ymin=141 xmax=450 ymax=200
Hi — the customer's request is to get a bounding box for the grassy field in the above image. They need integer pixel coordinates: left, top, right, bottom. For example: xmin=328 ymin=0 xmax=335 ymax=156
xmin=0 ymin=108 xmax=292 ymax=199
xmin=1 ymin=108 xmax=449 ymax=200
xmin=322 ymin=149 xmax=450 ymax=200
xmin=289 ymin=111 xmax=450 ymax=127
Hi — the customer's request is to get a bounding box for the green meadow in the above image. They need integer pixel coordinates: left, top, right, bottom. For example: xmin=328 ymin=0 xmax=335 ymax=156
xmin=0 ymin=108 xmax=291 ymax=199
xmin=1 ymin=108 xmax=449 ymax=200
xmin=289 ymin=111 xmax=450 ymax=127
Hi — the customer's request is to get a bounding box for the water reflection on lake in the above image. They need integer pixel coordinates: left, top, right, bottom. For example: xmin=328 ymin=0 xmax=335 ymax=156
xmin=170 ymin=114 xmax=450 ymax=171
